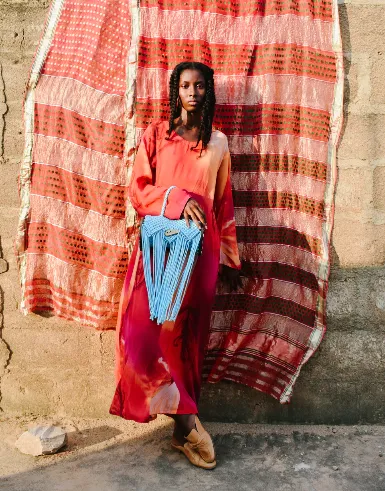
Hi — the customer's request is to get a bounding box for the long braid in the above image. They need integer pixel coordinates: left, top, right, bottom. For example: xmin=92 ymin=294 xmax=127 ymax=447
xmin=167 ymin=68 xmax=181 ymax=139
xmin=167 ymin=61 xmax=216 ymax=154
xmin=191 ymin=76 xmax=215 ymax=154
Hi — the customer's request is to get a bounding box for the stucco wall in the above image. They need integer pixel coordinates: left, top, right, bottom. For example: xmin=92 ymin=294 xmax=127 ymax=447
xmin=0 ymin=0 xmax=384 ymax=423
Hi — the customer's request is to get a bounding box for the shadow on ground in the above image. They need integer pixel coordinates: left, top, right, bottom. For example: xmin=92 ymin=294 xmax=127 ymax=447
xmin=1 ymin=420 xmax=385 ymax=491
xmin=65 ymin=425 xmax=123 ymax=452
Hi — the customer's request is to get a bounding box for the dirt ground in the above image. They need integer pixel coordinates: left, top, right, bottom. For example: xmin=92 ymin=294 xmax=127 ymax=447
xmin=1 ymin=415 xmax=385 ymax=490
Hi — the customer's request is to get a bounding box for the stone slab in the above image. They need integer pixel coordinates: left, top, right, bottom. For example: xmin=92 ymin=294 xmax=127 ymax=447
xmin=200 ymin=378 xmax=385 ymax=425
xmin=340 ymin=5 xmax=385 ymax=54
xmin=2 ymin=324 xmax=105 ymax=370
xmin=335 ymin=167 xmax=373 ymax=212
xmin=0 ymin=6 xmax=48 ymax=54
xmin=0 ymin=163 xmax=21 ymax=207
xmin=0 ymin=337 xmax=10 ymax=377
xmin=373 ymin=166 xmax=385 ymax=210
xmin=338 ymin=114 xmax=385 ymax=160
xmin=0 ymin=258 xmax=8 ymax=274
xmin=332 ymin=216 xmax=385 ymax=266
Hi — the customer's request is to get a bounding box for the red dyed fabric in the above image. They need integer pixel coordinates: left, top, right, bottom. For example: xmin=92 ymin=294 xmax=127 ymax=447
xmin=132 ymin=1 xmax=343 ymax=403
xmin=17 ymin=0 xmax=343 ymax=403
xmin=110 ymin=121 xmax=240 ymax=421
xmin=17 ymin=0 xmax=131 ymax=328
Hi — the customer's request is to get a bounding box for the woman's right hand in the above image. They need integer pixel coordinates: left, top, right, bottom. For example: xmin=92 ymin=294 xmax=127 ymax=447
xmin=182 ymin=199 xmax=207 ymax=230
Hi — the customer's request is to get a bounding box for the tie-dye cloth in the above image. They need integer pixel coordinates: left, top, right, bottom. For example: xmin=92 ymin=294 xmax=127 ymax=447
xmin=16 ymin=0 xmax=343 ymax=403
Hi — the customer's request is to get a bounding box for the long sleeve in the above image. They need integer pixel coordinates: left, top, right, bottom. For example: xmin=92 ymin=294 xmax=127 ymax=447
xmin=214 ymin=149 xmax=241 ymax=270
xmin=129 ymin=123 xmax=191 ymax=219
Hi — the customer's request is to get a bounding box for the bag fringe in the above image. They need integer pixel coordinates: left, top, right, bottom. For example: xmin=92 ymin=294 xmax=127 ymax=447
xmin=142 ymin=229 xmax=200 ymax=324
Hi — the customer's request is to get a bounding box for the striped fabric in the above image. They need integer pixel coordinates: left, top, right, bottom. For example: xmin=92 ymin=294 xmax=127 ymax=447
xmin=16 ymin=0 xmax=343 ymax=401
xmin=16 ymin=0 xmax=131 ymax=328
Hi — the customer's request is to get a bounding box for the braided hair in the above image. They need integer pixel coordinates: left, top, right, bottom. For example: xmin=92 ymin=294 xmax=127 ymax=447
xmin=167 ymin=61 xmax=216 ymax=154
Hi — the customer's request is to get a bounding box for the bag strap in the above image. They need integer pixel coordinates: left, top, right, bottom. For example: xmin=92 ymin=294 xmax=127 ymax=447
xmin=160 ymin=186 xmax=177 ymax=216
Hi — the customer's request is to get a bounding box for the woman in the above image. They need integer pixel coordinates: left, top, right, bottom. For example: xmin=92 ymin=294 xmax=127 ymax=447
xmin=110 ymin=61 xmax=241 ymax=469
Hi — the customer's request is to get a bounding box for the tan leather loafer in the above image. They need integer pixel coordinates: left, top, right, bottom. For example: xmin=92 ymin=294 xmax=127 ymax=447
xmin=171 ymin=439 xmax=216 ymax=470
xmin=185 ymin=417 xmax=215 ymax=464
xmin=195 ymin=417 xmax=216 ymax=461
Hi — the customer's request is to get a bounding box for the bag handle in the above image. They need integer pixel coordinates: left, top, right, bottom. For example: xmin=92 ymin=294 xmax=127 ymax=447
xmin=160 ymin=186 xmax=177 ymax=216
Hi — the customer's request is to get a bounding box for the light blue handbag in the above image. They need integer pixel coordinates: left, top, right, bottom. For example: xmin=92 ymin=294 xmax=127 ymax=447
xmin=140 ymin=186 xmax=204 ymax=324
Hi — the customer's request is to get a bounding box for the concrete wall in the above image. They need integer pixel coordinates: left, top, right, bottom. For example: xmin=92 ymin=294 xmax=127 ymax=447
xmin=0 ymin=0 xmax=384 ymax=424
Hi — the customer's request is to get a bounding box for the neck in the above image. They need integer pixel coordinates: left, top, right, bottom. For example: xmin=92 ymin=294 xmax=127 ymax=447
xmin=180 ymin=108 xmax=202 ymax=129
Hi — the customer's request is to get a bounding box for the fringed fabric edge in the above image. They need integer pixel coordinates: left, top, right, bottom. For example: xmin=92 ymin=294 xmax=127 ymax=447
xmin=16 ymin=0 xmax=66 ymax=315
xmin=279 ymin=0 xmax=345 ymax=403
xmin=124 ymin=0 xmax=141 ymax=241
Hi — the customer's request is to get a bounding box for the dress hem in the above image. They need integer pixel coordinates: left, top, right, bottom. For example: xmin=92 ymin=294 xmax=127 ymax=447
xmin=109 ymin=408 xmax=199 ymax=424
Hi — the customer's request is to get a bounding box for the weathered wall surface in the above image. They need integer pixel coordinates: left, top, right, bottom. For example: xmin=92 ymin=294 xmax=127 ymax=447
xmin=0 ymin=0 xmax=384 ymax=424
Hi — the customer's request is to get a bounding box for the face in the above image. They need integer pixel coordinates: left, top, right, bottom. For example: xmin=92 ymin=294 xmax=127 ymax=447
xmin=178 ymin=69 xmax=206 ymax=113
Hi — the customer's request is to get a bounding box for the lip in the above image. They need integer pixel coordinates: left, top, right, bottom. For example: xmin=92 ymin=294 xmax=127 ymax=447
xmin=187 ymin=101 xmax=199 ymax=106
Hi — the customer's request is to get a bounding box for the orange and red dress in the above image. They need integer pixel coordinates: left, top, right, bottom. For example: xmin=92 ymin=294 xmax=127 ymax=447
xmin=110 ymin=120 xmax=240 ymax=422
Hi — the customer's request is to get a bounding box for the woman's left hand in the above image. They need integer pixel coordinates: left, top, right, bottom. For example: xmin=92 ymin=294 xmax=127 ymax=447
xmin=220 ymin=265 xmax=242 ymax=291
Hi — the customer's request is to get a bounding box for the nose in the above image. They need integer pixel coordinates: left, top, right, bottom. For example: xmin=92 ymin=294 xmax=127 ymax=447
xmin=189 ymin=86 xmax=199 ymax=97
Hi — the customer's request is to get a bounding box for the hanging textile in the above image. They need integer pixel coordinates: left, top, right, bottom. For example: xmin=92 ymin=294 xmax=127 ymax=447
xmin=16 ymin=0 xmax=132 ymax=328
xmin=16 ymin=0 xmax=344 ymax=402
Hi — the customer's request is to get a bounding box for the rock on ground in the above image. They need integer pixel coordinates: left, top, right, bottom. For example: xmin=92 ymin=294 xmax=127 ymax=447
xmin=15 ymin=425 xmax=67 ymax=456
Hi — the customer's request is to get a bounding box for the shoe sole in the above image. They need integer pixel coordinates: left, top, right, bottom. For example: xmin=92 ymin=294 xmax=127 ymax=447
xmin=171 ymin=443 xmax=217 ymax=469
